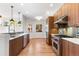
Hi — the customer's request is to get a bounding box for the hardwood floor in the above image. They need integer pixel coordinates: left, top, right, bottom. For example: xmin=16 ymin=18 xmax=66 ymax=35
xmin=18 ymin=38 xmax=56 ymax=56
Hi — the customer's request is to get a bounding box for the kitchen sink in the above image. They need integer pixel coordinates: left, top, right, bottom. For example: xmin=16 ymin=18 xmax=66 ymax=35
xmin=9 ymin=33 xmax=16 ymax=37
xmin=10 ymin=34 xmax=16 ymax=37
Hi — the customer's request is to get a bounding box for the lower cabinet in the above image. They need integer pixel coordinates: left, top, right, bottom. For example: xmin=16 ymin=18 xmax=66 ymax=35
xmin=69 ymin=41 xmax=79 ymax=56
xmin=23 ymin=34 xmax=30 ymax=48
xmin=27 ymin=34 xmax=30 ymax=45
xmin=9 ymin=36 xmax=23 ymax=56
xmin=9 ymin=39 xmax=14 ymax=56
xmin=61 ymin=39 xmax=79 ymax=56
xmin=75 ymin=44 xmax=79 ymax=56
xmin=61 ymin=39 xmax=69 ymax=56
xmin=68 ymin=41 xmax=75 ymax=56
xmin=9 ymin=34 xmax=30 ymax=56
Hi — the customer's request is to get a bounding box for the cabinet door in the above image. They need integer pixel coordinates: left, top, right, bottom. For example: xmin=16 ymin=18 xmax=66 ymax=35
xmin=68 ymin=4 xmax=74 ymax=26
xmin=20 ymin=36 xmax=23 ymax=49
xmin=75 ymin=44 xmax=79 ymax=56
xmin=68 ymin=41 xmax=74 ymax=56
xmin=65 ymin=40 xmax=69 ymax=56
xmin=62 ymin=39 xmax=79 ymax=56
xmin=9 ymin=36 xmax=24 ymax=56
xmin=13 ymin=38 xmax=18 ymax=56
xmin=27 ymin=34 xmax=29 ymax=44
xmin=62 ymin=39 xmax=69 ymax=56
xmin=9 ymin=39 xmax=18 ymax=56
xmin=16 ymin=37 xmax=21 ymax=55
xmin=9 ymin=40 xmax=14 ymax=56
xmin=75 ymin=4 xmax=79 ymax=26
xmin=68 ymin=4 xmax=79 ymax=26
xmin=61 ymin=39 xmax=66 ymax=56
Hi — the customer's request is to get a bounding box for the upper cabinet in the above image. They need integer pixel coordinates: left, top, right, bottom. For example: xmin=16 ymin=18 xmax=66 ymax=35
xmin=47 ymin=16 xmax=55 ymax=33
xmin=75 ymin=4 xmax=79 ymax=26
xmin=54 ymin=3 xmax=79 ymax=27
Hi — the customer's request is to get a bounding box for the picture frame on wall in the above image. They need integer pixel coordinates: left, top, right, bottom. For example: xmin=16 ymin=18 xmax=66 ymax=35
xmin=36 ymin=24 xmax=42 ymax=32
xmin=28 ymin=24 xmax=32 ymax=32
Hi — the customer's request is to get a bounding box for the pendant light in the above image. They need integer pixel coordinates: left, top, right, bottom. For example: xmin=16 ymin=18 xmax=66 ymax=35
xmin=10 ymin=5 xmax=14 ymax=22
xmin=18 ymin=11 xmax=21 ymax=24
xmin=9 ymin=5 xmax=15 ymax=33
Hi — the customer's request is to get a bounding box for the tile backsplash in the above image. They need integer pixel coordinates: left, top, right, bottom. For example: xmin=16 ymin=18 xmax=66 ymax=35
xmin=67 ymin=27 xmax=78 ymax=37
xmin=67 ymin=27 xmax=74 ymax=36
xmin=59 ymin=27 xmax=77 ymax=37
xmin=76 ymin=27 xmax=79 ymax=34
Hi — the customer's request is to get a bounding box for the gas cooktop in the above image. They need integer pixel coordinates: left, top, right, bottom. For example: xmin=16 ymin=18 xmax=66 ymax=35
xmin=55 ymin=35 xmax=73 ymax=38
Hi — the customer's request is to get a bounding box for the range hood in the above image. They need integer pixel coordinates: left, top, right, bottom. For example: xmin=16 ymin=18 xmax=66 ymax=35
xmin=54 ymin=16 xmax=68 ymax=24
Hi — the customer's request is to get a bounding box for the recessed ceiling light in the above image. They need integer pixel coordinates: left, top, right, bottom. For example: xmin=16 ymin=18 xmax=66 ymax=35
xmin=46 ymin=11 xmax=50 ymax=15
xmin=35 ymin=16 xmax=42 ymax=20
xmin=18 ymin=10 xmax=20 ymax=12
xmin=50 ymin=3 xmax=53 ymax=7
xmin=26 ymin=11 xmax=29 ymax=14
xmin=20 ymin=3 xmax=24 ymax=6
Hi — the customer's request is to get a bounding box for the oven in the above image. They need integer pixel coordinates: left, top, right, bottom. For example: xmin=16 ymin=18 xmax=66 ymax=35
xmin=52 ymin=36 xmax=61 ymax=56
xmin=51 ymin=35 xmax=73 ymax=56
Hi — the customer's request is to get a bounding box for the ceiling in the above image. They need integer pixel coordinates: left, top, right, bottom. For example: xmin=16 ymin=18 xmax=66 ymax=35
xmin=0 ymin=3 xmax=63 ymax=20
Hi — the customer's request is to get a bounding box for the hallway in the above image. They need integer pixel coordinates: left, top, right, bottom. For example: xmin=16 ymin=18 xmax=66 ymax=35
xmin=18 ymin=38 xmax=56 ymax=56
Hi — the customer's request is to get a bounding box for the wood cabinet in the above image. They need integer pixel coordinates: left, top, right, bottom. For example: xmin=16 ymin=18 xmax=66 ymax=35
xmin=68 ymin=41 xmax=75 ymax=56
xmin=9 ymin=36 xmax=23 ymax=56
xmin=54 ymin=3 xmax=79 ymax=27
xmin=69 ymin=41 xmax=79 ymax=56
xmin=75 ymin=44 xmax=79 ymax=56
xmin=9 ymin=34 xmax=30 ymax=56
xmin=9 ymin=39 xmax=14 ymax=56
xmin=46 ymin=16 xmax=54 ymax=45
xmin=61 ymin=39 xmax=69 ymax=56
xmin=23 ymin=34 xmax=29 ymax=48
xmin=27 ymin=34 xmax=29 ymax=44
xmin=46 ymin=16 xmax=58 ymax=45
xmin=61 ymin=39 xmax=79 ymax=56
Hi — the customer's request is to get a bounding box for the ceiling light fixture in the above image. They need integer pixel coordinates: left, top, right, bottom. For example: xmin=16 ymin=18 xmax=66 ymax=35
xmin=50 ymin=3 xmax=53 ymax=7
xmin=46 ymin=11 xmax=50 ymax=15
xmin=20 ymin=3 xmax=24 ymax=6
xmin=26 ymin=11 xmax=29 ymax=14
xmin=18 ymin=11 xmax=22 ymax=24
xmin=35 ymin=16 xmax=42 ymax=20
xmin=10 ymin=5 xmax=14 ymax=22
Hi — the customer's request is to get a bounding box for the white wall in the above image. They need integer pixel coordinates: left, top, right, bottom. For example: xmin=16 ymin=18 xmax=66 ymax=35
xmin=23 ymin=15 xmax=46 ymax=39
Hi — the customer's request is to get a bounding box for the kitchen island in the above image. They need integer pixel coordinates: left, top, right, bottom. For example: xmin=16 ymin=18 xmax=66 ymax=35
xmin=9 ymin=33 xmax=29 ymax=56
xmin=0 ymin=33 xmax=30 ymax=56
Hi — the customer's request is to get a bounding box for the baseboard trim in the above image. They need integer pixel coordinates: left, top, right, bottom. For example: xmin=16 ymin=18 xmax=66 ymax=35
xmin=30 ymin=38 xmax=46 ymax=39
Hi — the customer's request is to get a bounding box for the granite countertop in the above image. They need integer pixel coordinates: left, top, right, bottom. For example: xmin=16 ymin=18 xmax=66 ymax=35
xmin=10 ymin=33 xmax=29 ymax=40
xmin=62 ymin=38 xmax=79 ymax=45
